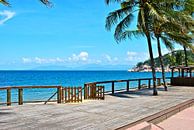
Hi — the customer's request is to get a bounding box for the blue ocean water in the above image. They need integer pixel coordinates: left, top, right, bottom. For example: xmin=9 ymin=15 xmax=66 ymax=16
xmin=0 ymin=71 xmax=171 ymax=103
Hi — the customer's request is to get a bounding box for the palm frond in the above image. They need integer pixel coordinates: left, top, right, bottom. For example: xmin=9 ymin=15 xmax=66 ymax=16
xmin=115 ymin=30 xmax=144 ymax=42
xmin=105 ymin=6 xmax=134 ymax=31
xmin=105 ymin=0 xmax=123 ymax=5
xmin=114 ymin=13 xmax=134 ymax=40
xmin=145 ymin=2 xmax=168 ymax=23
xmin=160 ymin=35 xmax=175 ymax=51
xmin=138 ymin=8 xmax=146 ymax=32
xmin=40 ymin=0 xmax=52 ymax=7
xmin=0 ymin=0 xmax=10 ymax=6
xmin=0 ymin=0 xmax=52 ymax=6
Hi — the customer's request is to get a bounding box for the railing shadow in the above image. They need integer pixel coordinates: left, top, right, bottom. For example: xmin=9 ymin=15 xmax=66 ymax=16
xmin=107 ymin=88 xmax=154 ymax=98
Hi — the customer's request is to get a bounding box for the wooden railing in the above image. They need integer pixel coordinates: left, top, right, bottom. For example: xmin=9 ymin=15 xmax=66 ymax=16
xmin=84 ymin=85 xmax=105 ymax=100
xmin=84 ymin=77 xmax=171 ymax=95
xmin=62 ymin=87 xmax=82 ymax=103
xmin=0 ymin=86 xmax=63 ymax=106
xmin=0 ymin=77 xmax=171 ymax=106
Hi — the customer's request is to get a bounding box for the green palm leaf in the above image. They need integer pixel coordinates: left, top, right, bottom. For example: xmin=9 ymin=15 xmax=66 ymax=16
xmin=0 ymin=0 xmax=52 ymax=6
xmin=114 ymin=13 xmax=134 ymax=40
xmin=116 ymin=30 xmax=144 ymax=42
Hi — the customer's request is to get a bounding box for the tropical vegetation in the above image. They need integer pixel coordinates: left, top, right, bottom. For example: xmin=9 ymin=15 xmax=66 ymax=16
xmin=137 ymin=50 xmax=194 ymax=68
xmin=105 ymin=0 xmax=194 ymax=95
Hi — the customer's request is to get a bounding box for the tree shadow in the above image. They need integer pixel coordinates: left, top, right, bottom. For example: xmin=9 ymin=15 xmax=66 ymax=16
xmin=0 ymin=107 xmax=15 ymax=116
xmin=0 ymin=112 xmax=14 ymax=115
xmin=107 ymin=88 xmax=154 ymax=99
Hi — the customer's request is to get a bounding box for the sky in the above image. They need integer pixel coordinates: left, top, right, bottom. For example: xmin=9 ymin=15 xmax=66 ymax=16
xmin=0 ymin=0 xmax=174 ymax=70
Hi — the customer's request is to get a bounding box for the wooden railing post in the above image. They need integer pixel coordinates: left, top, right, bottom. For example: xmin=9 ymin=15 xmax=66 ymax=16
xmin=7 ymin=88 xmax=11 ymax=106
xmin=138 ymin=79 xmax=141 ymax=90
xmin=80 ymin=87 xmax=82 ymax=102
xmin=57 ymin=86 xmax=62 ymax=104
xmin=126 ymin=81 xmax=129 ymax=91
xmin=189 ymin=69 xmax=192 ymax=78
xmin=171 ymin=68 xmax=174 ymax=78
xmin=148 ymin=79 xmax=151 ymax=89
xmin=112 ymin=81 xmax=114 ymax=94
xmin=18 ymin=88 xmax=23 ymax=105
xmin=157 ymin=78 xmax=161 ymax=86
xmin=84 ymin=84 xmax=87 ymax=99
xmin=181 ymin=68 xmax=184 ymax=77
xmin=61 ymin=88 xmax=64 ymax=102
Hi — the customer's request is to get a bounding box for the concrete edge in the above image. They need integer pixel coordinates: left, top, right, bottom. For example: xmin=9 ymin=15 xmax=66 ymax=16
xmin=116 ymin=99 xmax=194 ymax=130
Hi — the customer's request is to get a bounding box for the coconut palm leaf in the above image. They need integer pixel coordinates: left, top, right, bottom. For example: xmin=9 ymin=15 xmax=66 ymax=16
xmin=116 ymin=30 xmax=144 ymax=42
xmin=114 ymin=13 xmax=134 ymax=40
xmin=0 ymin=0 xmax=10 ymax=6
xmin=105 ymin=6 xmax=135 ymax=31
xmin=0 ymin=0 xmax=52 ymax=6
xmin=40 ymin=0 xmax=52 ymax=7
xmin=105 ymin=0 xmax=137 ymax=5
xmin=160 ymin=35 xmax=175 ymax=51
xmin=145 ymin=2 xmax=168 ymax=23
xmin=105 ymin=0 xmax=122 ymax=5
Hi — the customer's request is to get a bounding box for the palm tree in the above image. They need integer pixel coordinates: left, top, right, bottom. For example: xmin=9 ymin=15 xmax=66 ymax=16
xmin=153 ymin=17 xmax=193 ymax=90
xmin=0 ymin=0 xmax=52 ymax=6
xmin=105 ymin=0 xmax=174 ymax=95
xmin=105 ymin=0 xmax=194 ymax=95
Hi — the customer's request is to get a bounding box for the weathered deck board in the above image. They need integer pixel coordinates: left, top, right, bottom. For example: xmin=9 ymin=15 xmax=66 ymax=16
xmin=1 ymin=86 xmax=194 ymax=130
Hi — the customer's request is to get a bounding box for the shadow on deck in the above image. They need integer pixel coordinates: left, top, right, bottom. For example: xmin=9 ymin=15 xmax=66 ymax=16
xmin=107 ymin=87 xmax=168 ymax=99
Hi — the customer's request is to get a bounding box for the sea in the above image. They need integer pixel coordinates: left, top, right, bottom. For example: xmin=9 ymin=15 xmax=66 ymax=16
xmin=0 ymin=71 xmax=172 ymax=104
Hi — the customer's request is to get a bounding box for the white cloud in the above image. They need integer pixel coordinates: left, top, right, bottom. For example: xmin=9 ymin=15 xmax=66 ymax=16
xmin=103 ymin=54 xmax=118 ymax=64
xmin=126 ymin=51 xmax=149 ymax=61
xmin=68 ymin=51 xmax=89 ymax=62
xmin=0 ymin=10 xmax=16 ymax=25
xmin=22 ymin=57 xmax=65 ymax=64
xmin=22 ymin=58 xmax=32 ymax=64
xmin=22 ymin=52 xmax=89 ymax=64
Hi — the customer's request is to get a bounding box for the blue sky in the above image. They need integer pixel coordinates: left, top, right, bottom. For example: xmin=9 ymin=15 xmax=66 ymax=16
xmin=0 ymin=0 xmax=172 ymax=70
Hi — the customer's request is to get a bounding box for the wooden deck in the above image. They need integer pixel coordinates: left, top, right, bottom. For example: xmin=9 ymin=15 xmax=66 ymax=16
xmin=1 ymin=86 xmax=194 ymax=130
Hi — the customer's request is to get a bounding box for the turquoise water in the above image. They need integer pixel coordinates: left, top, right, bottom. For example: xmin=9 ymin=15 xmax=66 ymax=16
xmin=0 ymin=71 xmax=171 ymax=103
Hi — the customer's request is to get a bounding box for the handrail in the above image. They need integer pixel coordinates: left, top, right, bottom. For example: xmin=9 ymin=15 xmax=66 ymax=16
xmin=84 ymin=77 xmax=171 ymax=95
xmin=0 ymin=85 xmax=63 ymax=106
xmin=85 ymin=77 xmax=171 ymax=85
xmin=0 ymin=85 xmax=61 ymax=90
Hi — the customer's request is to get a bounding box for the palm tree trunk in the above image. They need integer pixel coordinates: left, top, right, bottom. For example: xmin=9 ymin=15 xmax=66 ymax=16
xmin=146 ymin=34 xmax=158 ymax=95
xmin=183 ymin=46 xmax=188 ymax=67
xmin=156 ymin=36 xmax=167 ymax=91
xmin=143 ymin=7 xmax=157 ymax=95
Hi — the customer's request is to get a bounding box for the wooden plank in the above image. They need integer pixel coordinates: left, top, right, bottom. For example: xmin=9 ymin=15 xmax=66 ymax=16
xmin=57 ymin=87 xmax=62 ymax=104
xmin=84 ymin=84 xmax=87 ymax=99
xmin=157 ymin=78 xmax=161 ymax=86
xmin=71 ymin=87 xmax=73 ymax=102
xmin=68 ymin=87 xmax=70 ymax=103
xmin=18 ymin=88 xmax=23 ymax=105
xmin=74 ymin=87 xmax=76 ymax=102
xmin=64 ymin=88 xmax=67 ymax=103
xmin=112 ymin=82 xmax=114 ymax=94
xmin=138 ymin=79 xmax=141 ymax=90
xmin=61 ymin=88 xmax=64 ymax=102
xmin=126 ymin=81 xmax=129 ymax=91
xmin=80 ymin=87 xmax=82 ymax=102
xmin=7 ymin=88 xmax=11 ymax=106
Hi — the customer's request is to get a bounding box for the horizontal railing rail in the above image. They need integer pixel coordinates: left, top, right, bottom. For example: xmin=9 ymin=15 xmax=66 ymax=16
xmin=0 ymin=86 xmax=63 ymax=106
xmin=84 ymin=77 xmax=171 ymax=95
xmin=0 ymin=85 xmax=61 ymax=90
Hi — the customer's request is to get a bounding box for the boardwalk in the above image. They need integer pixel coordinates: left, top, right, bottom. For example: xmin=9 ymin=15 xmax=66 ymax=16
xmin=1 ymin=86 xmax=194 ymax=130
